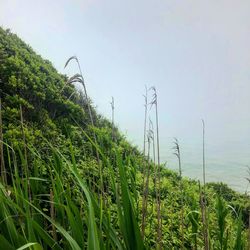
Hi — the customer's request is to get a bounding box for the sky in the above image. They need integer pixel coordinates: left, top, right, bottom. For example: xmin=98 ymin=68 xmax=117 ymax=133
xmin=0 ymin=0 xmax=250 ymax=192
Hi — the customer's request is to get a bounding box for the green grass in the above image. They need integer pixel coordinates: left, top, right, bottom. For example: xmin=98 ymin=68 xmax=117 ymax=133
xmin=0 ymin=130 xmax=248 ymax=249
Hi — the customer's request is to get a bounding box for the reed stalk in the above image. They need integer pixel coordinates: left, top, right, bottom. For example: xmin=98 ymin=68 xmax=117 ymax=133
xmin=0 ymin=98 xmax=7 ymax=185
xmin=64 ymin=56 xmax=103 ymax=201
xmin=202 ymin=120 xmax=209 ymax=250
xmin=142 ymin=86 xmax=148 ymax=191
xmin=64 ymin=56 xmax=100 ymax=164
xmin=150 ymin=87 xmax=162 ymax=249
xmin=173 ymin=138 xmax=184 ymax=249
xmin=141 ymin=131 xmax=152 ymax=239
xmin=110 ymin=96 xmax=115 ymax=141
xmin=148 ymin=119 xmax=156 ymax=187
xmin=149 ymin=119 xmax=156 ymax=232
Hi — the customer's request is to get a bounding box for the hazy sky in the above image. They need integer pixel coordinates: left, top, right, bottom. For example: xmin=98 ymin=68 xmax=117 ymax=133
xmin=1 ymin=0 xmax=250 ymax=191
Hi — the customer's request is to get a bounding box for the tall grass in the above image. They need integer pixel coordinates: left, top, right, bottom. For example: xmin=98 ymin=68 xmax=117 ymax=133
xmin=173 ymin=138 xmax=184 ymax=249
xmin=110 ymin=96 xmax=115 ymax=141
xmin=0 ymin=98 xmax=6 ymax=185
xmin=150 ymin=86 xmax=162 ymax=249
xmin=0 ymin=133 xmax=146 ymax=249
xmin=216 ymin=195 xmax=228 ymax=249
xmin=64 ymin=56 xmax=104 ymax=212
xmin=202 ymin=119 xmax=209 ymax=250
xmin=142 ymin=86 xmax=148 ymax=159
xmin=64 ymin=56 xmax=100 ymax=164
xmin=0 ymin=84 xmax=247 ymax=249
xmin=141 ymin=131 xmax=151 ymax=239
xmin=142 ymin=86 xmax=148 ymax=197
xmin=141 ymin=86 xmax=148 ymax=238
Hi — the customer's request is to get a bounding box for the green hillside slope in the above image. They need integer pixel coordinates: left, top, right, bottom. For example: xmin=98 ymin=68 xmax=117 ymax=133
xmin=0 ymin=27 xmax=249 ymax=249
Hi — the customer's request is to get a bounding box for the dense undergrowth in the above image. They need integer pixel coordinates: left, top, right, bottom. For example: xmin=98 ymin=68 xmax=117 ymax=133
xmin=0 ymin=27 xmax=249 ymax=249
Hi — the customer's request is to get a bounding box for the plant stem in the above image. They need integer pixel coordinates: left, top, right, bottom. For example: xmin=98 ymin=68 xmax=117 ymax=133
xmin=110 ymin=96 xmax=115 ymax=141
xmin=174 ymin=138 xmax=184 ymax=249
xmin=0 ymin=98 xmax=7 ymax=185
xmin=142 ymin=132 xmax=151 ymax=239
xmin=142 ymin=86 xmax=148 ymax=191
xmin=152 ymin=87 xmax=162 ymax=249
xmin=202 ymin=120 xmax=209 ymax=250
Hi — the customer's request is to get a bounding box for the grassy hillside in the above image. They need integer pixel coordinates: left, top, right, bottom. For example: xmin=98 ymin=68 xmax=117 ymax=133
xmin=0 ymin=27 xmax=249 ymax=249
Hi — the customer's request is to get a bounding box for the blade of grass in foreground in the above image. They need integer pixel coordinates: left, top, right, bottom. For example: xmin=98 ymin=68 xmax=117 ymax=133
xmin=0 ymin=234 xmax=16 ymax=250
xmin=16 ymin=242 xmax=43 ymax=250
xmin=0 ymin=176 xmax=62 ymax=250
xmin=116 ymin=152 xmax=145 ymax=250
xmin=216 ymin=195 xmax=228 ymax=250
xmin=45 ymin=138 xmax=123 ymax=249
xmin=73 ymin=123 xmax=145 ymax=249
xmin=234 ymin=212 xmax=245 ymax=250
xmin=68 ymin=143 xmax=100 ymax=250
xmin=24 ymin=201 xmax=82 ymax=250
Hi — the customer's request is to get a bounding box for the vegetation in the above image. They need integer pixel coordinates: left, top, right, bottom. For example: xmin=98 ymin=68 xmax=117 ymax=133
xmin=0 ymin=27 xmax=249 ymax=249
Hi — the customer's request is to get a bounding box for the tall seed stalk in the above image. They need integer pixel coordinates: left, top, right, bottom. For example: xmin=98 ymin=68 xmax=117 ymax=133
xmin=202 ymin=120 xmax=209 ymax=250
xmin=0 ymin=98 xmax=7 ymax=185
xmin=110 ymin=96 xmax=115 ymax=141
xmin=173 ymin=138 xmax=184 ymax=249
xmin=142 ymin=86 xmax=148 ymax=190
xmin=149 ymin=119 xmax=156 ymax=186
xmin=141 ymin=130 xmax=151 ymax=239
xmin=149 ymin=119 xmax=156 ymax=232
xmin=150 ymin=86 xmax=162 ymax=248
xmin=140 ymin=86 xmax=148 ymax=224
xmin=64 ymin=56 xmax=103 ymax=199
xmin=64 ymin=56 xmax=100 ymax=164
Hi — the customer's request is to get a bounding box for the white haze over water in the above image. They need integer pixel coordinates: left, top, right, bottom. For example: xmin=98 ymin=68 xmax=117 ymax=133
xmin=0 ymin=0 xmax=250 ymax=192
xmin=162 ymin=140 xmax=249 ymax=192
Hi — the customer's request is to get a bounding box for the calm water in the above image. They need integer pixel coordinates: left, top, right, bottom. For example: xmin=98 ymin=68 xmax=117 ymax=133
xmin=161 ymin=141 xmax=250 ymax=193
